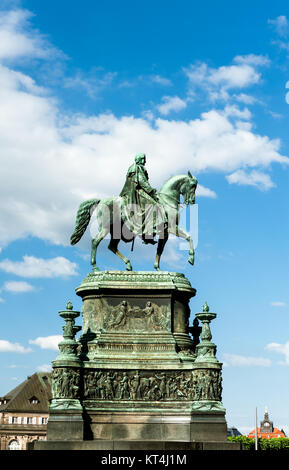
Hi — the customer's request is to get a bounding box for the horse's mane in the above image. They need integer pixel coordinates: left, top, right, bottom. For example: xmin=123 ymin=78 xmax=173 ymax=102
xmin=159 ymin=174 xmax=188 ymax=193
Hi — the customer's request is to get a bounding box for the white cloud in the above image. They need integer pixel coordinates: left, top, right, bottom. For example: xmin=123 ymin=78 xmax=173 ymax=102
xmin=0 ymin=9 xmax=61 ymax=61
xmin=268 ymin=15 xmax=289 ymax=38
xmin=265 ymin=341 xmax=289 ymax=365
xmin=269 ymin=110 xmax=283 ymax=119
xmin=233 ymin=54 xmax=271 ymax=66
xmin=157 ymin=95 xmax=187 ymax=115
xmin=233 ymin=93 xmax=259 ymax=105
xmin=29 ymin=335 xmax=62 ymax=350
xmin=0 ymin=8 xmax=287 ymax=250
xmin=271 ymin=301 xmax=286 ymax=307
xmin=184 ymin=55 xmax=269 ymax=103
xmin=226 ymin=170 xmax=275 ymax=191
xmin=0 ymin=339 xmax=32 ymax=353
xmin=64 ymin=70 xmax=117 ymax=98
xmin=223 ymin=353 xmax=271 ymax=367
xmin=161 ymin=236 xmax=187 ymax=268
xmin=0 ymin=88 xmax=286 ymax=248
xmin=196 ymin=185 xmax=217 ymax=198
xmin=208 ymin=64 xmax=260 ymax=89
xmin=137 ymin=74 xmax=172 ymax=87
xmin=223 ymin=105 xmax=252 ymax=120
xmin=269 ymin=16 xmax=289 ymax=52
xmin=0 ymin=99 xmax=286 ymax=247
xmin=36 ymin=364 xmax=52 ymax=372
xmin=186 ymin=61 xmax=259 ymax=92
xmin=0 ymin=255 xmax=78 ymax=278
xmin=150 ymin=75 xmax=172 ymax=86
xmin=2 ymin=280 xmax=35 ymax=293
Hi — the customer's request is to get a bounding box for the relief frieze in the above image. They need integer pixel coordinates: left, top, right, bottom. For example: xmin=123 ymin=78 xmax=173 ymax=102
xmin=102 ymin=300 xmax=170 ymax=332
xmin=51 ymin=367 xmax=81 ymax=400
xmin=82 ymin=368 xmax=222 ymax=402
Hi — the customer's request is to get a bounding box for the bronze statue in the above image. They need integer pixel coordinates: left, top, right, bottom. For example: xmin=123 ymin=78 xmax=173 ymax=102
xmin=120 ymin=153 xmax=166 ymax=245
xmin=70 ymin=153 xmax=197 ymax=271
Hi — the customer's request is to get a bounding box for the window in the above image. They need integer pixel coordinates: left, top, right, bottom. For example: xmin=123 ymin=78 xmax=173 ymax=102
xmin=38 ymin=417 xmax=47 ymax=425
xmin=29 ymin=396 xmax=39 ymax=404
xmin=25 ymin=416 xmax=37 ymax=424
xmin=8 ymin=416 xmax=19 ymax=424
xmin=8 ymin=439 xmax=21 ymax=450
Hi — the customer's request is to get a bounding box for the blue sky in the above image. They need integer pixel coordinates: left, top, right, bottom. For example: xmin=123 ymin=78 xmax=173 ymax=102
xmin=0 ymin=0 xmax=289 ymax=435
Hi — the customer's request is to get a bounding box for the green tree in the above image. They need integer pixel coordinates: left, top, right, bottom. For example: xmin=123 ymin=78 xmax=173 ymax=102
xmin=228 ymin=436 xmax=289 ymax=450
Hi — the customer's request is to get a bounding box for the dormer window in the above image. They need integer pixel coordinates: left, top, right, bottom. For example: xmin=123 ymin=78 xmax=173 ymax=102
xmin=29 ymin=396 xmax=39 ymax=404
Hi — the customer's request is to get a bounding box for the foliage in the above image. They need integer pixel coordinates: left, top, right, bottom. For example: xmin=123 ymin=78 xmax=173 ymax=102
xmin=258 ymin=437 xmax=289 ymax=451
xmin=228 ymin=436 xmax=289 ymax=450
xmin=227 ymin=435 xmax=255 ymax=450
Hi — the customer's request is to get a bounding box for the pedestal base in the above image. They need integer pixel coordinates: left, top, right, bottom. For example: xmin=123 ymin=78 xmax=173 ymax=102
xmin=85 ymin=410 xmax=227 ymax=442
xmin=43 ymin=271 xmax=233 ymax=450
xmin=34 ymin=439 xmax=241 ymax=450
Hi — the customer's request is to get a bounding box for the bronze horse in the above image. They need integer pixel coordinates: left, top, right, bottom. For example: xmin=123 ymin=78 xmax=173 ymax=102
xmin=70 ymin=171 xmax=197 ymax=271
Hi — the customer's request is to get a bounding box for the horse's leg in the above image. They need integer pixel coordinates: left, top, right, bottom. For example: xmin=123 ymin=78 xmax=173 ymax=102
xmin=91 ymin=227 xmax=109 ymax=271
xmin=170 ymin=227 xmax=194 ymax=265
xmin=154 ymin=233 xmax=168 ymax=271
xmin=108 ymin=238 xmax=132 ymax=271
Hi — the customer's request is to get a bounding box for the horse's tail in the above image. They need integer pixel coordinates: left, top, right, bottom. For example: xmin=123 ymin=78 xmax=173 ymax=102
xmin=70 ymin=198 xmax=100 ymax=245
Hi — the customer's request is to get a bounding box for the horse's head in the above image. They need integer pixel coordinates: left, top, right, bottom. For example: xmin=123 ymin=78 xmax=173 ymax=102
xmin=180 ymin=171 xmax=198 ymax=205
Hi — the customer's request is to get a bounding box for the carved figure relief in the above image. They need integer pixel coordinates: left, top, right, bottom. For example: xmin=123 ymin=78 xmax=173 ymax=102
xmin=51 ymin=368 xmax=80 ymax=399
xmin=82 ymin=368 xmax=222 ymax=402
xmin=107 ymin=301 xmax=128 ymax=329
xmin=103 ymin=300 xmax=170 ymax=332
xmin=192 ymin=369 xmax=222 ymax=401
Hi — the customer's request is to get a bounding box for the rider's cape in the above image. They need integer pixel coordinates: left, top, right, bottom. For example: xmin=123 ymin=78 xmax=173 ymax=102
xmin=119 ymin=162 xmax=167 ymax=240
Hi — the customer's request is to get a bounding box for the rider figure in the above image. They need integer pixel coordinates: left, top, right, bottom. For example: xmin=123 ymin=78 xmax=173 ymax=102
xmin=120 ymin=153 xmax=167 ymax=244
xmin=120 ymin=153 xmax=158 ymax=205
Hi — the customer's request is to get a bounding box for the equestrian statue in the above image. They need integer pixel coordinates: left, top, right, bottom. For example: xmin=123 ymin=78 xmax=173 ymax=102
xmin=70 ymin=153 xmax=197 ymax=271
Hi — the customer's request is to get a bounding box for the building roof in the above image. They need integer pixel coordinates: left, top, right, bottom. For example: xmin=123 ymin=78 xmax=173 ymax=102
xmin=227 ymin=427 xmax=242 ymax=437
xmin=0 ymin=372 xmax=51 ymax=413
xmin=248 ymin=427 xmax=286 ymax=439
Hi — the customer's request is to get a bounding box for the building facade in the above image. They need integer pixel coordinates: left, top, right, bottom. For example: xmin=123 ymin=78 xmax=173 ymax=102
xmin=248 ymin=408 xmax=286 ymax=440
xmin=0 ymin=372 xmax=51 ymax=450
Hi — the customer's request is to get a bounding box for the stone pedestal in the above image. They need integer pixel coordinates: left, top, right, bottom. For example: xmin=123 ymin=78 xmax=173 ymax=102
xmin=35 ymin=271 xmax=238 ymax=450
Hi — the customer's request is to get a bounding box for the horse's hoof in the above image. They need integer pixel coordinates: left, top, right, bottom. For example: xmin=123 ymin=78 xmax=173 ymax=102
xmin=126 ymin=262 xmax=132 ymax=271
xmin=92 ymin=266 xmax=100 ymax=272
xmin=188 ymin=256 xmax=194 ymax=266
xmin=154 ymin=265 xmax=161 ymax=271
